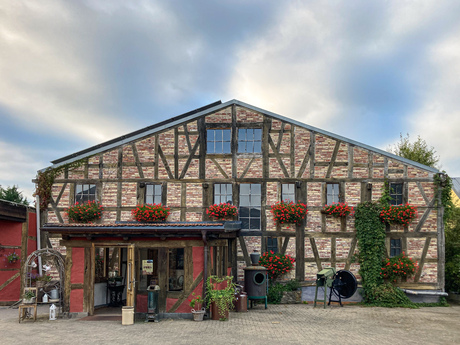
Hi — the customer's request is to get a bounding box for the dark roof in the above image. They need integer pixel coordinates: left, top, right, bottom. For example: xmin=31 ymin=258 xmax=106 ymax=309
xmin=43 ymin=99 xmax=439 ymax=174
xmin=51 ymin=100 xmax=222 ymax=165
xmin=452 ymin=178 xmax=460 ymax=198
xmin=43 ymin=221 xmax=241 ymax=237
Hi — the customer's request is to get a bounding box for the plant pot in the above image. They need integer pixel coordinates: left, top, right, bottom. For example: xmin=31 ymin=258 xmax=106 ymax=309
xmin=211 ymin=301 xmax=229 ymax=321
xmin=191 ymin=308 xmax=205 ymax=321
xmin=250 ymin=251 xmax=261 ymax=266
xmin=23 ymin=297 xmax=35 ymax=304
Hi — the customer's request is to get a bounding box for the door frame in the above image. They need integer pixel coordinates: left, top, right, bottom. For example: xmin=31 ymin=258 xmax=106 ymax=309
xmin=88 ymin=243 xmax=136 ymax=316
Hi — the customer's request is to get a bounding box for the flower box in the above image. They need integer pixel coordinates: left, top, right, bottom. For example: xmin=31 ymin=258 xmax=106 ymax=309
xmin=131 ymin=204 xmax=170 ymax=222
xmin=66 ymin=201 xmax=103 ymax=224
xmin=270 ymin=201 xmax=308 ymax=224
xmin=321 ymin=202 xmax=354 ymax=218
xmin=379 ymin=204 xmax=417 ymax=226
xmin=206 ymin=203 xmax=238 ymax=221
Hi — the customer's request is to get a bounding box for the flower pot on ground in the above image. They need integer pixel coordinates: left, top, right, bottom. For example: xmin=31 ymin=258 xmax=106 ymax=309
xmin=270 ymin=201 xmax=308 ymax=224
xmin=66 ymin=201 xmax=103 ymax=223
xmin=189 ymin=292 xmax=205 ymax=321
xmin=206 ymin=203 xmax=238 ymax=221
xmin=131 ymin=203 xmax=170 ymax=222
xmin=206 ymin=275 xmax=236 ymax=321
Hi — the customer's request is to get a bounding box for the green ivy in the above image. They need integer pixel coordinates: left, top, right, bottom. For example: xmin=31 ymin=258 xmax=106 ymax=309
xmin=433 ymin=172 xmax=454 ymax=225
xmin=354 ymin=202 xmax=386 ymax=303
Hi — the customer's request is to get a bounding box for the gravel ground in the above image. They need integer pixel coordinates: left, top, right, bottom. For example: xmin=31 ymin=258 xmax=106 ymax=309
xmin=1 ymin=303 xmax=460 ymax=345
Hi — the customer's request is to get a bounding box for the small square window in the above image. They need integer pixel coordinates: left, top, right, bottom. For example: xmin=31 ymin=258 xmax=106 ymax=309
xmin=390 ymin=239 xmax=402 ymax=257
xmin=326 ymin=183 xmax=340 ymax=204
xmin=214 ymin=184 xmax=232 ymax=204
xmin=389 ymin=183 xmax=403 ymax=205
xmin=238 ymin=128 xmax=262 ymax=153
xmin=207 ymin=129 xmax=231 ymax=154
xmin=282 ymin=184 xmax=295 ymax=203
xmin=75 ymin=184 xmax=96 ymax=204
xmin=145 ymin=184 xmax=162 ymax=204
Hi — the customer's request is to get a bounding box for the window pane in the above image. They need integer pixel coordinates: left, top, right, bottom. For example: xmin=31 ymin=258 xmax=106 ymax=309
xmin=250 ymin=219 xmax=260 ymax=230
xmin=223 ymin=142 xmax=231 ymax=153
xmin=251 ymin=184 xmax=261 ymax=194
xmin=208 ymin=130 xmax=215 ymax=140
xmin=223 ymin=130 xmax=231 ymax=141
xmin=254 ymin=129 xmax=262 ymax=140
xmin=240 ymin=184 xmax=250 ymax=194
xmin=168 ymin=248 xmax=184 ymax=292
xmin=246 ymin=142 xmax=253 ymax=153
xmin=240 ymin=195 xmax=250 ymax=206
xmin=250 ymin=207 xmax=261 ymax=217
xmin=251 ymin=195 xmax=261 ymax=206
xmin=207 ymin=141 xmax=214 ymax=153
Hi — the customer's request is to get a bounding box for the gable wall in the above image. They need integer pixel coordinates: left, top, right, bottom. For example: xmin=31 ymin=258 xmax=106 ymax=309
xmin=45 ymin=105 xmax=441 ymax=288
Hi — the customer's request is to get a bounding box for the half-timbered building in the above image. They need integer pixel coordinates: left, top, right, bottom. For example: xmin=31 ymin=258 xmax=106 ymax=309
xmin=38 ymin=100 xmax=444 ymax=317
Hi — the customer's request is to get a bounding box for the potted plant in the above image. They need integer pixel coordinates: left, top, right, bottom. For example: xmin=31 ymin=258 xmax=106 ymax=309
xmin=23 ymin=290 xmax=36 ymax=304
xmin=321 ymin=202 xmax=354 ymax=217
xmin=206 ymin=275 xmax=236 ymax=321
xmin=206 ymin=203 xmax=238 ymax=221
xmin=35 ymin=274 xmax=52 ymax=288
xmin=131 ymin=203 xmax=171 ymax=222
xmin=270 ymin=200 xmax=308 ymax=224
xmin=189 ymin=292 xmax=205 ymax=321
xmin=259 ymin=251 xmax=295 ymax=281
xmin=66 ymin=201 xmax=104 ymax=223
xmin=6 ymin=252 xmax=19 ymax=264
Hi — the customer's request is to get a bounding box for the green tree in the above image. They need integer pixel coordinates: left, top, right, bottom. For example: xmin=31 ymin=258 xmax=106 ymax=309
xmin=445 ymin=205 xmax=460 ymax=292
xmin=388 ymin=133 xmax=440 ymax=168
xmin=0 ymin=185 xmax=30 ymax=206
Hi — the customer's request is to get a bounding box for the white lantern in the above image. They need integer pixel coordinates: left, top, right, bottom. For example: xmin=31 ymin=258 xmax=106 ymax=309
xmin=49 ymin=304 xmax=57 ymax=321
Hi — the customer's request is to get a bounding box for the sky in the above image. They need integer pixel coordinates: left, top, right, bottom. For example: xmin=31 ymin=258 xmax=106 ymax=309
xmin=1 ymin=0 xmax=460 ymax=203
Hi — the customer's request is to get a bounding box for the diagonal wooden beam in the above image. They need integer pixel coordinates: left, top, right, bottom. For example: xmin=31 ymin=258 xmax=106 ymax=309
xmin=268 ymin=136 xmax=289 ymax=177
xmin=296 ymin=144 xmax=312 ymax=178
xmin=415 ymin=197 xmax=436 ymax=232
xmin=183 ymin=124 xmax=192 ymax=153
xmin=210 ymin=158 xmax=229 ymax=179
xmin=416 ymin=182 xmax=430 ymax=205
xmin=179 ymin=138 xmax=200 ymax=179
xmin=276 ymin=123 xmax=285 ymax=152
xmin=168 ymin=272 xmax=203 ymax=313
xmin=309 ymin=238 xmax=322 ymax=271
xmin=414 ymin=238 xmax=431 ymax=282
xmin=240 ymin=157 xmax=255 ymax=179
xmin=131 ymin=143 xmax=145 ymax=179
xmin=0 ymin=272 xmax=20 ymax=292
xmin=326 ymin=141 xmax=341 ymax=178
xmin=345 ymin=237 xmax=357 ymax=271
xmin=238 ymin=237 xmax=251 ymax=267
xmin=281 ymin=236 xmax=290 ymax=255
xmin=158 ymin=145 xmax=174 ymax=179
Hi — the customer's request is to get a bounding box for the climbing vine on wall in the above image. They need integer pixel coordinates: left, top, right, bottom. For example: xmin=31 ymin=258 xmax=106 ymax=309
xmin=354 ymin=202 xmax=386 ymax=303
xmin=33 ymin=159 xmax=86 ymax=211
xmin=433 ymin=172 xmax=453 ymax=225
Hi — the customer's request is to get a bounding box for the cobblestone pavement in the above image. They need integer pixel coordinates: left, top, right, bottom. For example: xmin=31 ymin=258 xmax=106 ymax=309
xmin=1 ymin=304 xmax=460 ymax=345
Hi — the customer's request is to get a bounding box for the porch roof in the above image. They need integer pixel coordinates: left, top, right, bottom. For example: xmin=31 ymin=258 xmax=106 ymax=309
xmin=42 ymin=221 xmax=241 ymax=237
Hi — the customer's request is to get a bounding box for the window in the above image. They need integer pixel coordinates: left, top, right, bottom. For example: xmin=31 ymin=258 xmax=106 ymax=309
xmin=168 ymin=248 xmax=184 ymax=292
xmin=389 ymin=183 xmax=403 ymax=205
xmin=239 ymin=184 xmax=261 ymax=230
xmin=145 ymin=184 xmax=162 ymax=204
xmin=75 ymin=184 xmax=96 ymax=204
xmin=207 ymin=129 xmax=231 ymax=154
xmin=238 ymin=128 xmax=262 ymax=153
xmin=214 ymin=184 xmax=232 ymax=204
xmin=326 ymin=183 xmax=340 ymax=204
xmin=267 ymin=237 xmax=278 ymax=253
xmin=282 ymin=184 xmax=295 ymax=203
xmin=390 ymin=239 xmax=402 ymax=257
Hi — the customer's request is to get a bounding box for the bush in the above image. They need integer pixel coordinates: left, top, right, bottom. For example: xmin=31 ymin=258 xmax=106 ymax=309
xmin=66 ymin=201 xmax=103 ymax=223
xmin=267 ymin=279 xmax=301 ymax=304
xmin=370 ymin=283 xmax=418 ymax=308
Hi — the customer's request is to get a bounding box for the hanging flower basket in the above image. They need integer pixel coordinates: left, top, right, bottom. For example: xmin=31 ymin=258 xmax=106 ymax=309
xmin=131 ymin=204 xmax=170 ymax=222
xmin=66 ymin=201 xmax=103 ymax=223
xmin=6 ymin=252 xmax=19 ymax=264
xmin=258 ymin=251 xmax=295 ymax=281
xmin=270 ymin=201 xmax=308 ymax=224
xmin=379 ymin=204 xmax=417 ymax=226
xmin=206 ymin=203 xmax=238 ymax=221
xmin=321 ymin=202 xmax=354 ymax=218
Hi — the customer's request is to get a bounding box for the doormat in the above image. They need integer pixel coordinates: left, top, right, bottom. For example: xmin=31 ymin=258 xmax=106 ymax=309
xmin=79 ymin=315 xmax=122 ymax=321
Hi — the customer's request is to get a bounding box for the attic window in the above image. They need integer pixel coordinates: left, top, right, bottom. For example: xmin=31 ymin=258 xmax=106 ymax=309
xmin=207 ymin=129 xmax=231 ymax=154
xmin=238 ymin=128 xmax=262 ymax=153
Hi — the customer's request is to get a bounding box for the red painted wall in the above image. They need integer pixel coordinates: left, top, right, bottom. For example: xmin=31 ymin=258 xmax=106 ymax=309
xmin=69 ymin=247 xmax=85 ymax=312
xmin=0 ymin=210 xmax=36 ymax=303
